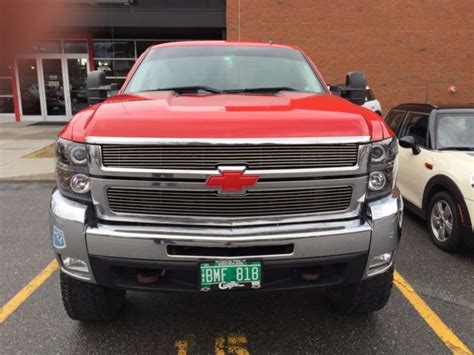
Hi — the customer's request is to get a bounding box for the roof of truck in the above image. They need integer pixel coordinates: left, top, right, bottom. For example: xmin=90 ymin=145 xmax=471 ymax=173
xmin=151 ymin=40 xmax=300 ymax=51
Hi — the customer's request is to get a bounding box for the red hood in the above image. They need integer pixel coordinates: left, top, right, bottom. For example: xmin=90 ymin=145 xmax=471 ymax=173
xmin=61 ymin=92 xmax=392 ymax=142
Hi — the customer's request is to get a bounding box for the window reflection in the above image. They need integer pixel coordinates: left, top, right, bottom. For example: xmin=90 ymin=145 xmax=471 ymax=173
xmin=17 ymin=59 xmax=41 ymax=116
xmin=68 ymin=58 xmax=89 ymax=114
xmin=42 ymin=59 xmax=66 ymax=116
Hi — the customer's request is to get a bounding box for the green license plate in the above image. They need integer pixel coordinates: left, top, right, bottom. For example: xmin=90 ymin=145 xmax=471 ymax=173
xmin=200 ymin=260 xmax=262 ymax=291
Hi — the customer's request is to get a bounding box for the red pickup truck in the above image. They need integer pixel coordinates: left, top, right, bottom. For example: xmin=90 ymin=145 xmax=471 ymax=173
xmin=50 ymin=41 xmax=403 ymax=321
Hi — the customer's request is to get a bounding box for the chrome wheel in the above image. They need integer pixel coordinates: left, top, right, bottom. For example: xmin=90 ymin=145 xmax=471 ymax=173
xmin=430 ymin=200 xmax=453 ymax=242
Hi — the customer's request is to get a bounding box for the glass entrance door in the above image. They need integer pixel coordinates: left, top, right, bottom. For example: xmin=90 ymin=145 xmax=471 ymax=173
xmin=17 ymin=58 xmax=42 ymax=119
xmin=42 ymin=58 xmax=67 ymax=119
xmin=16 ymin=56 xmax=89 ymax=121
xmin=66 ymin=58 xmax=89 ymax=115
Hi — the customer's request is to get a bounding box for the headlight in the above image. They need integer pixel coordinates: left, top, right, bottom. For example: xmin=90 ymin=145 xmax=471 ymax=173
xmin=367 ymin=137 xmax=398 ymax=200
xmin=55 ymin=138 xmax=91 ymax=201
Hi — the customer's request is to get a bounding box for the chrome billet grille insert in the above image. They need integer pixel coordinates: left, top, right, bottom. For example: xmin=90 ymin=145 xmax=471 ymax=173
xmin=101 ymin=144 xmax=359 ymax=170
xmin=107 ymin=186 xmax=353 ymax=218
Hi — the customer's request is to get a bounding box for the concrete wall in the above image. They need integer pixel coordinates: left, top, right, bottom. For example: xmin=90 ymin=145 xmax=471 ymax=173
xmin=226 ymin=0 xmax=474 ymax=112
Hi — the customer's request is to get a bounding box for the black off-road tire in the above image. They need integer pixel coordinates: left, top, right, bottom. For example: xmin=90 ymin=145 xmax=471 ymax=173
xmin=60 ymin=272 xmax=126 ymax=321
xmin=427 ymin=191 xmax=463 ymax=253
xmin=329 ymin=266 xmax=393 ymax=315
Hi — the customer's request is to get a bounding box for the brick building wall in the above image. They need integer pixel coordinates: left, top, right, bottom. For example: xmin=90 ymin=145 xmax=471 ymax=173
xmin=226 ymin=0 xmax=474 ymax=112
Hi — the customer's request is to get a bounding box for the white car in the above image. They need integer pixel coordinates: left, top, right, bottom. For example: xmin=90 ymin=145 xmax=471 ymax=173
xmin=329 ymin=84 xmax=382 ymax=115
xmin=362 ymin=87 xmax=382 ymax=115
xmin=386 ymin=103 xmax=474 ymax=252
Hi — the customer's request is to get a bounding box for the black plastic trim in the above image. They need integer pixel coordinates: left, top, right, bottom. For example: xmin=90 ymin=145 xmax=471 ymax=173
xmin=89 ymin=253 xmax=369 ymax=293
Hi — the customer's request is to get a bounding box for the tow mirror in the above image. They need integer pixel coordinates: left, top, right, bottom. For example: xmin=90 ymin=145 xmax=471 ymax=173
xmin=87 ymin=70 xmax=118 ymax=105
xmin=344 ymin=71 xmax=366 ymax=105
xmin=329 ymin=71 xmax=367 ymax=106
xmin=399 ymin=136 xmax=421 ymax=155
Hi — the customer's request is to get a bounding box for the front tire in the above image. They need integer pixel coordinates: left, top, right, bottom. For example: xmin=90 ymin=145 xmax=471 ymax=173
xmin=60 ymin=272 xmax=126 ymax=321
xmin=427 ymin=191 xmax=463 ymax=252
xmin=328 ymin=267 xmax=393 ymax=314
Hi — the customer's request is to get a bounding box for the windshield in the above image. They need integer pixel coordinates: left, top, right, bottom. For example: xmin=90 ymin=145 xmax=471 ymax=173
xmin=436 ymin=112 xmax=474 ymax=150
xmin=124 ymin=45 xmax=326 ymax=94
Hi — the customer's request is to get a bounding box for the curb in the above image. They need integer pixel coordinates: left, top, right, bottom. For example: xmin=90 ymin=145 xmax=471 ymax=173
xmin=0 ymin=173 xmax=55 ymax=182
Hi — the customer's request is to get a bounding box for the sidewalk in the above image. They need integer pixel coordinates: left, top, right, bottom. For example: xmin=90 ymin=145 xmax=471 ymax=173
xmin=0 ymin=122 xmax=63 ymax=181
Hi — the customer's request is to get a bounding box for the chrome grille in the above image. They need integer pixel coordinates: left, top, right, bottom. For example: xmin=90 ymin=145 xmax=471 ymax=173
xmin=101 ymin=144 xmax=359 ymax=170
xmin=107 ymin=186 xmax=353 ymax=218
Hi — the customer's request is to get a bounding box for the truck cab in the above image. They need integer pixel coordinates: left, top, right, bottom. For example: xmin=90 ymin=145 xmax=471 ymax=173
xmin=50 ymin=41 xmax=403 ymax=321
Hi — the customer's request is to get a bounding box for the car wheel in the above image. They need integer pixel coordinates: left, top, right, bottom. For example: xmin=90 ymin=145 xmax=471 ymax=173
xmin=60 ymin=272 xmax=126 ymax=321
xmin=428 ymin=191 xmax=463 ymax=252
xmin=328 ymin=267 xmax=393 ymax=314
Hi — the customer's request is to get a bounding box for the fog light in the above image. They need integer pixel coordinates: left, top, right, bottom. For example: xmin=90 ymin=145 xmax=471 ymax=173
xmin=368 ymin=252 xmax=393 ymax=276
xmin=369 ymin=171 xmax=387 ymax=191
xmin=70 ymin=173 xmax=90 ymax=193
xmin=61 ymin=256 xmax=89 ymax=273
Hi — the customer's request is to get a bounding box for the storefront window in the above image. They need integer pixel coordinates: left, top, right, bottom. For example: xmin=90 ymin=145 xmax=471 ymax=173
xmin=67 ymin=58 xmax=89 ymax=114
xmin=17 ymin=59 xmax=41 ymax=116
xmin=0 ymin=60 xmax=14 ymax=114
xmin=94 ymin=60 xmax=135 ymax=78
xmin=136 ymin=41 xmax=164 ymax=56
xmin=38 ymin=41 xmax=62 ymax=54
xmin=93 ymin=40 xmax=135 ymax=59
xmin=64 ymin=40 xmax=88 ymax=54
xmin=0 ymin=97 xmax=14 ymax=114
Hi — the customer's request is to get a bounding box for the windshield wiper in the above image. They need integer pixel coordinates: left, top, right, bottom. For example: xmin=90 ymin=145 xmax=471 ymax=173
xmin=440 ymin=146 xmax=474 ymax=151
xmin=140 ymin=86 xmax=223 ymax=94
xmin=223 ymin=87 xmax=302 ymax=94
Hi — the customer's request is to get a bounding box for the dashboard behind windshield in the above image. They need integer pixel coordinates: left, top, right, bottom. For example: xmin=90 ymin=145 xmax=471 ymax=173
xmin=124 ymin=45 xmax=326 ymax=94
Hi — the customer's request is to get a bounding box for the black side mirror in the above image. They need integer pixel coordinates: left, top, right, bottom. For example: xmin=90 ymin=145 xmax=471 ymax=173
xmin=345 ymin=71 xmax=366 ymax=106
xmin=87 ymin=70 xmax=114 ymax=105
xmin=399 ymin=136 xmax=421 ymax=155
xmin=329 ymin=71 xmax=367 ymax=106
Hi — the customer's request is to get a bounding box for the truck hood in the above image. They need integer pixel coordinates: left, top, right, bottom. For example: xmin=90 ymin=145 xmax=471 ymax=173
xmin=64 ymin=92 xmax=391 ymax=142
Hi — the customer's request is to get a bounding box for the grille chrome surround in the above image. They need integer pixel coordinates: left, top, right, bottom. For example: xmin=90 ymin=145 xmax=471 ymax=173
xmin=106 ymin=186 xmax=353 ymax=218
xmin=86 ymin=137 xmax=371 ymax=227
xmin=101 ymin=144 xmax=359 ymax=170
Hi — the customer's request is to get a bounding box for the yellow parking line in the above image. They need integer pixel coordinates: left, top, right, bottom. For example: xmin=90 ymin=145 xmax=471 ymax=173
xmin=0 ymin=259 xmax=58 ymax=325
xmin=1 ymin=259 xmax=470 ymax=355
xmin=394 ymin=270 xmax=472 ymax=355
xmin=174 ymin=340 xmax=189 ymax=355
xmin=215 ymin=335 xmax=249 ymax=355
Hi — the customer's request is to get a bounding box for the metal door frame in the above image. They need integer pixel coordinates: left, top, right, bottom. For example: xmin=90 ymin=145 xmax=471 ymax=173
xmin=16 ymin=54 xmax=90 ymax=122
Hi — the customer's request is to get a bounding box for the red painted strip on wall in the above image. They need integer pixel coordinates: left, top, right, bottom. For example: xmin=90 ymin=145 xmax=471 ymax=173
xmin=87 ymin=34 xmax=95 ymax=71
xmin=10 ymin=62 xmax=20 ymax=122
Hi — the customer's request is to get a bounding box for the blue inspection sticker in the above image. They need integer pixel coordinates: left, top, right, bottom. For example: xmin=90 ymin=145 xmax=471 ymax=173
xmin=52 ymin=225 xmax=66 ymax=249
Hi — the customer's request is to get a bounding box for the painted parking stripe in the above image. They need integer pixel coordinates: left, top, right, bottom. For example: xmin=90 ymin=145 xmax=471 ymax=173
xmin=215 ymin=335 xmax=249 ymax=355
xmin=0 ymin=259 xmax=470 ymax=355
xmin=175 ymin=340 xmax=189 ymax=355
xmin=0 ymin=259 xmax=58 ymax=325
xmin=394 ymin=270 xmax=472 ymax=355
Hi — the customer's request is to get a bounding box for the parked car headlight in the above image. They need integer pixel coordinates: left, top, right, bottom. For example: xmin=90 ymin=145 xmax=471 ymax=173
xmin=367 ymin=137 xmax=398 ymax=200
xmin=55 ymin=138 xmax=91 ymax=201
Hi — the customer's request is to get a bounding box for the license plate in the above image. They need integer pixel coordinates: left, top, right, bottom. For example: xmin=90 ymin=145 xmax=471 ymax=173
xmin=200 ymin=260 xmax=261 ymax=291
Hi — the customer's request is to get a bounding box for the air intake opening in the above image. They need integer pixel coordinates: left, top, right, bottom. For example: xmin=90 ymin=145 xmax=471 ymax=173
xmin=167 ymin=244 xmax=294 ymax=257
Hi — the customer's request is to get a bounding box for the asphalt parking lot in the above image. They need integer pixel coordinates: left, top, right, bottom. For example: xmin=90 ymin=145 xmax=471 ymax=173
xmin=1 ymin=182 xmax=473 ymax=354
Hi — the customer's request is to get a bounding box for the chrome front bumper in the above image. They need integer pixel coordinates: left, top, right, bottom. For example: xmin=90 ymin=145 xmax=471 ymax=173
xmin=50 ymin=189 xmax=403 ymax=284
